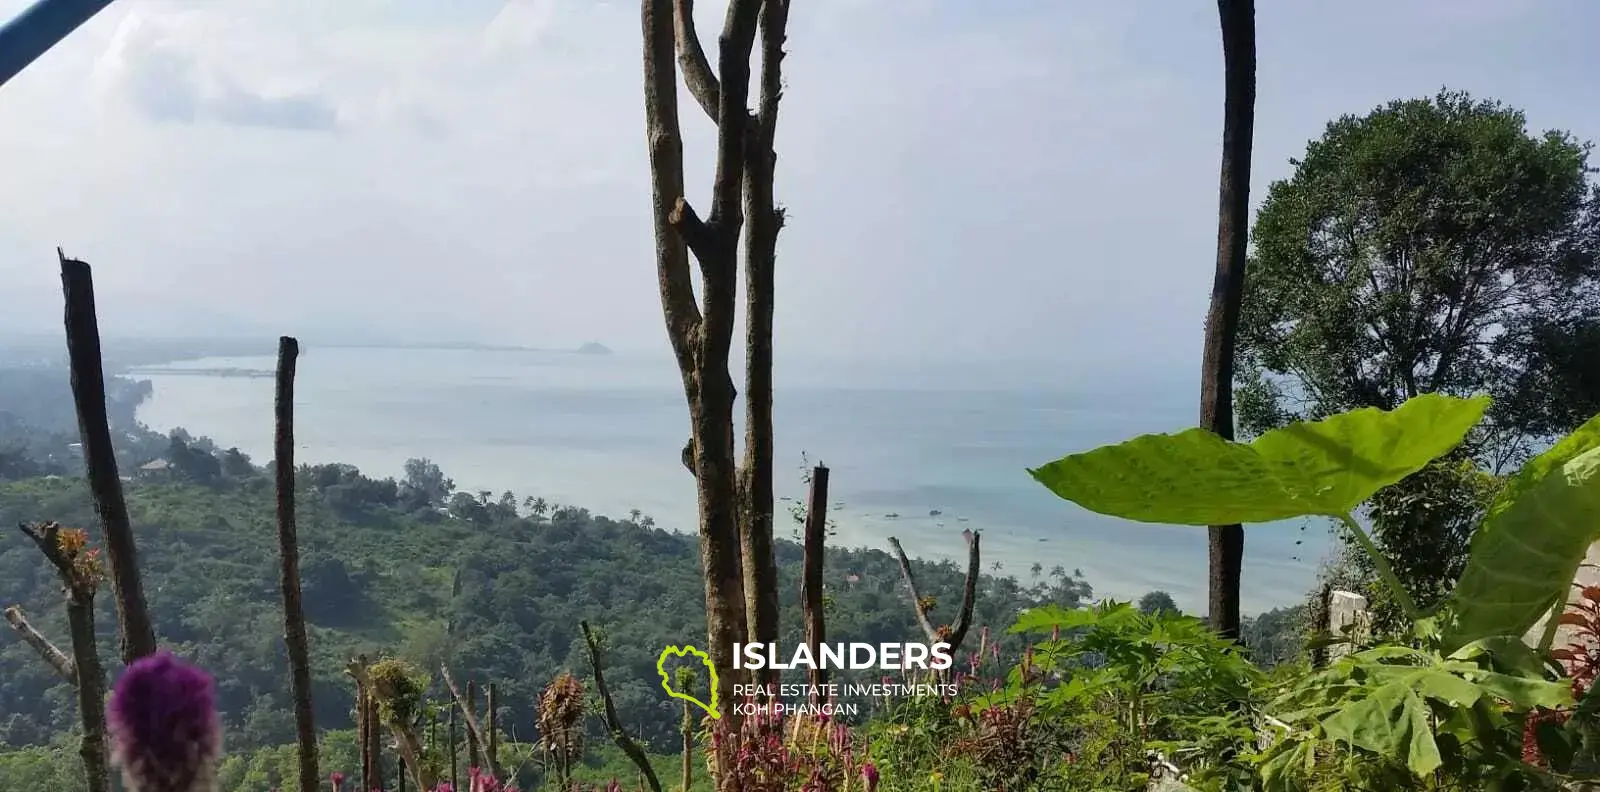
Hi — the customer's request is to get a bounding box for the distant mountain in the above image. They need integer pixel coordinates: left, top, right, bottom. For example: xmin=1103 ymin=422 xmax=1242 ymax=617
xmin=575 ymin=341 xmax=612 ymax=355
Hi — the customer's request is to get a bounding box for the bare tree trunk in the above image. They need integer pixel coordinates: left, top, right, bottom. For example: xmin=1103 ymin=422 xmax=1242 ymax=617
xmin=272 ymin=337 xmax=320 ymax=792
xmin=18 ymin=522 xmax=110 ymax=792
xmin=448 ymin=704 xmax=458 ymax=791
xmin=643 ymin=0 xmax=763 ymax=736
xmin=441 ymin=666 xmax=502 ymax=781
xmin=888 ymin=531 xmax=982 ymax=653
xmin=366 ymin=692 xmax=381 ymax=788
xmin=465 ymin=678 xmax=480 ymax=771
xmin=581 ymin=621 xmax=663 ymax=792
xmin=486 ymin=682 xmax=499 ymax=771
xmin=354 ymin=677 xmax=370 ymax=792
xmin=1201 ymin=0 xmax=1257 ymax=641
xmin=66 ymin=591 xmax=110 ymax=792
xmin=58 ymin=251 xmax=157 ymax=663
xmin=681 ymin=694 xmax=694 ymax=792
xmin=737 ymin=0 xmax=791 ymax=700
xmin=800 ymin=464 xmax=830 ymax=701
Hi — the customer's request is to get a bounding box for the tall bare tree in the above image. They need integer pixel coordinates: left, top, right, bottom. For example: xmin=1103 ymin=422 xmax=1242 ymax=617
xmin=644 ymin=0 xmax=791 ymax=717
xmin=1200 ymin=0 xmax=1257 ymax=640
xmin=12 ymin=523 xmax=111 ymax=792
xmin=272 ymin=337 xmax=320 ymax=792
xmin=59 ymin=251 xmax=158 ymax=663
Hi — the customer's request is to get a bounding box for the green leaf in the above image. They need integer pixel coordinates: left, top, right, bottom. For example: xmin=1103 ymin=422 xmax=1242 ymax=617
xmin=1320 ymin=680 xmax=1442 ymax=776
xmin=1028 ymin=393 xmax=1489 ymax=525
xmin=1248 ymin=393 xmax=1491 ymax=514
xmin=1028 ymin=428 xmax=1311 ymax=524
xmin=1446 ymin=415 xmax=1600 ymax=650
xmin=1465 ymin=671 xmax=1571 ymax=710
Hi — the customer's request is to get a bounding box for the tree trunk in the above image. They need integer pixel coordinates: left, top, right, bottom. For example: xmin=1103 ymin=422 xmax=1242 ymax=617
xmin=486 ymin=682 xmax=499 ymax=771
xmin=16 ymin=522 xmax=111 ymax=792
xmin=58 ymin=252 xmax=158 ymax=663
xmin=642 ymin=0 xmax=764 ymax=737
xmin=365 ymin=694 xmax=381 ymax=789
xmin=681 ymin=695 xmax=694 ymax=792
xmin=801 ymin=464 xmax=830 ymax=701
xmin=1201 ymin=0 xmax=1257 ymax=641
xmin=448 ymin=703 xmax=458 ymax=792
xmin=67 ymin=588 xmax=110 ymax=792
xmin=273 ymin=337 xmax=321 ymax=792
xmin=738 ymin=0 xmax=790 ymax=699
xmin=466 ymin=679 xmax=480 ymax=770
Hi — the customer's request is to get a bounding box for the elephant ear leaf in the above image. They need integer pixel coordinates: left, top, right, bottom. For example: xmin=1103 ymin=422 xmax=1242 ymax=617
xmin=1026 ymin=428 xmax=1306 ymax=525
xmin=1446 ymin=414 xmax=1600 ymax=651
xmin=1027 ymin=393 xmax=1488 ymax=526
xmin=1248 ymin=393 xmax=1489 ymax=514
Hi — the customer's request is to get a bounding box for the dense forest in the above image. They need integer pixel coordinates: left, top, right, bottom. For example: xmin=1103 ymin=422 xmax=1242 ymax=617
xmin=0 ymin=363 xmax=1303 ymax=789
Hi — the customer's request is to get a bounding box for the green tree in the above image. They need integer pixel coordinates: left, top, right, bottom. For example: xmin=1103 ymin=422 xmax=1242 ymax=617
xmin=1137 ymin=590 xmax=1180 ymax=616
xmin=1238 ymin=90 xmax=1600 ymax=621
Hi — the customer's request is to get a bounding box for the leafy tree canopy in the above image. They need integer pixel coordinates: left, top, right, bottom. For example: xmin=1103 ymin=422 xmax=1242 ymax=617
xmin=1238 ymin=89 xmax=1600 ymax=467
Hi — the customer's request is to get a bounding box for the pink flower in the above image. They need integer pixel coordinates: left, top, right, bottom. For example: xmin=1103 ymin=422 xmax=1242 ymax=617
xmin=330 ymin=771 xmax=346 ymax=791
xmin=106 ymin=651 xmax=221 ymax=792
xmin=861 ymin=762 xmax=880 ymax=791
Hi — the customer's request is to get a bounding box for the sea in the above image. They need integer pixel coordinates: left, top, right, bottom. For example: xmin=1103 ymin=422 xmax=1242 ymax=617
xmin=131 ymin=346 xmax=1334 ymax=615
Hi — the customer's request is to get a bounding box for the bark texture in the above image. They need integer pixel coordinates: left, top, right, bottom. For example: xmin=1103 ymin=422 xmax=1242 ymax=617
xmin=1201 ymin=0 xmax=1257 ymax=641
xmin=800 ymin=464 xmax=830 ymax=699
xmin=889 ymin=531 xmax=982 ymax=653
xmin=58 ymin=251 xmax=157 ymax=663
xmin=273 ymin=337 xmax=321 ymax=792
xmin=18 ymin=522 xmax=110 ymax=792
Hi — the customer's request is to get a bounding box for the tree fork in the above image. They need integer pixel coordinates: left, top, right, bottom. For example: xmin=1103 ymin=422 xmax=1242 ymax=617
xmin=581 ymin=621 xmax=663 ymax=792
xmin=888 ymin=530 xmax=982 ymax=653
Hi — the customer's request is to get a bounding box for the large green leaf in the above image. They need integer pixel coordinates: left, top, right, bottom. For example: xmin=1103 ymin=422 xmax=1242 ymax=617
xmin=1320 ymin=680 xmax=1442 ymax=776
xmin=1028 ymin=393 xmax=1490 ymax=525
xmin=1446 ymin=415 xmax=1600 ymax=650
xmin=1249 ymin=393 xmax=1491 ymax=514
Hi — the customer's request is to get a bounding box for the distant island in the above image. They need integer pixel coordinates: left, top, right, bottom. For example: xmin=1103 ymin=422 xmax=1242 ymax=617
xmin=575 ymin=341 xmax=612 ymax=355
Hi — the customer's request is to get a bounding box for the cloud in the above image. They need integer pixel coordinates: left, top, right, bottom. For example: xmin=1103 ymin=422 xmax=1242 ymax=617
xmin=94 ymin=7 xmax=339 ymax=131
xmin=0 ymin=0 xmax=1592 ymax=368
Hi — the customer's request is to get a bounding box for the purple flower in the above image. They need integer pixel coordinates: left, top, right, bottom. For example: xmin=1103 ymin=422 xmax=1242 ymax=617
xmin=861 ymin=762 xmax=880 ymax=791
xmin=106 ymin=651 xmax=221 ymax=792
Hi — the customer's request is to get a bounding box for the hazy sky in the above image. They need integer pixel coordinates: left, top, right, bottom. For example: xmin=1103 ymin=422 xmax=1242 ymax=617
xmin=0 ymin=0 xmax=1594 ymax=375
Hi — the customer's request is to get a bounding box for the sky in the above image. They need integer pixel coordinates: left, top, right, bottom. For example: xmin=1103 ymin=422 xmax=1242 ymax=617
xmin=0 ymin=0 xmax=1595 ymax=378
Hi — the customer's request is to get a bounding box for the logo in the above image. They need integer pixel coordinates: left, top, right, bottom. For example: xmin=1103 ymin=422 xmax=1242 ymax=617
xmin=657 ymin=644 xmax=720 ymax=719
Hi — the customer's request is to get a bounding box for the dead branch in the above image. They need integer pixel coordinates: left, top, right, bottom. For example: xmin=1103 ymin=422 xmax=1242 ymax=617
xmin=18 ymin=520 xmax=110 ymax=792
xmin=800 ymin=464 xmax=829 ymax=700
xmin=887 ymin=530 xmax=982 ymax=652
xmin=486 ymin=682 xmax=499 ymax=771
xmin=672 ymin=0 xmax=720 ymax=119
xmin=669 ymin=196 xmax=717 ymax=261
xmin=3 ymin=605 xmax=74 ymax=683
xmin=644 ymin=0 xmax=702 ymax=376
xmin=440 ymin=665 xmax=502 ymax=781
xmin=58 ymin=250 xmax=157 ymax=664
xmin=580 ymin=621 xmax=662 ymax=792
xmin=466 ymin=679 xmax=481 ymax=770
xmin=273 ymin=336 xmax=320 ymax=792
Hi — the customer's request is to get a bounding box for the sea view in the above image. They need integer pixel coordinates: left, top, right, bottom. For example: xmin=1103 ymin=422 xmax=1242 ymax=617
xmin=131 ymin=345 xmax=1333 ymax=615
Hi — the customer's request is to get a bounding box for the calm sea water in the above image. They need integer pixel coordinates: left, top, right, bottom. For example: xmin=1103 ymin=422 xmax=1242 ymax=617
xmin=132 ymin=347 xmax=1333 ymax=614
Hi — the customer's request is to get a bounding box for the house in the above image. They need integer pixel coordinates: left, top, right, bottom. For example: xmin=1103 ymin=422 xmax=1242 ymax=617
xmin=135 ymin=458 xmax=171 ymax=479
